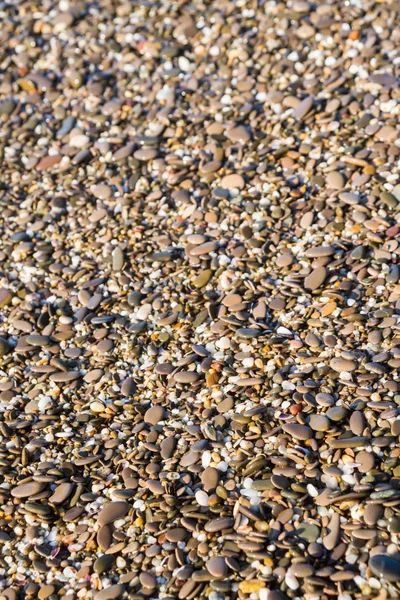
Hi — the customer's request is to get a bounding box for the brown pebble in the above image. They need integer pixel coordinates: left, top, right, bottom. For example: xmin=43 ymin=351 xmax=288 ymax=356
xmin=97 ymin=502 xmax=130 ymax=526
xmin=144 ymin=405 xmax=166 ymax=425
xmin=282 ymin=423 xmax=313 ymax=440
xmin=304 ymin=267 xmax=327 ymax=291
xmin=206 ymin=556 xmax=228 ymax=578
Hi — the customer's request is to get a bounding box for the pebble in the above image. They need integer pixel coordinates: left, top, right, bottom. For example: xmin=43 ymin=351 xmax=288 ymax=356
xmin=330 ymin=358 xmax=357 ymax=372
xmin=282 ymin=423 xmax=313 ymax=440
xmin=139 ymin=572 xmax=156 ymax=589
xmin=97 ymin=502 xmax=130 ymax=525
xmin=369 ymin=555 xmax=400 ymax=582
xmin=304 ymin=267 xmax=327 ymax=291
xmin=292 ymin=96 xmax=314 ymax=121
xmin=94 ymin=584 xmax=125 ymax=600
xmin=202 ymin=468 xmax=220 ymax=491
xmin=206 ymin=556 xmax=228 ymax=578
xmin=309 ymin=415 xmax=330 ymax=432
xmin=364 ymin=505 xmax=383 ymax=526
xmin=0 ymin=338 xmax=11 ymax=356
xmin=49 ymin=483 xmax=73 ymax=504
xmin=94 ymin=555 xmax=115 ymax=575
xmin=0 ymin=289 xmax=12 ymax=307
xmin=220 ymin=174 xmax=245 ymax=189
xmin=350 ymin=411 xmax=365 ymax=436
xmin=144 ymin=405 xmax=165 ymax=425
xmin=11 ymin=482 xmax=45 ymax=498
xmin=323 ymin=512 xmax=341 ymax=550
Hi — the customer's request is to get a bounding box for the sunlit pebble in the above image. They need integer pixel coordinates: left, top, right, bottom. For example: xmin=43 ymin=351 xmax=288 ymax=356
xmin=195 ymin=490 xmax=209 ymax=506
xmin=369 ymin=579 xmax=381 ymax=590
xmin=216 ymin=461 xmax=228 ymax=472
xmin=202 ymin=451 xmax=212 ymax=468
xmin=216 ymin=336 xmax=230 ymax=350
xmin=285 ymin=573 xmax=300 ymax=591
xmin=307 ymin=484 xmax=318 ymax=497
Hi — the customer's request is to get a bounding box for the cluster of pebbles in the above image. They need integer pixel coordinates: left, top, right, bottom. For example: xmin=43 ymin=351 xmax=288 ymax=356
xmin=0 ymin=0 xmax=400 ymax=598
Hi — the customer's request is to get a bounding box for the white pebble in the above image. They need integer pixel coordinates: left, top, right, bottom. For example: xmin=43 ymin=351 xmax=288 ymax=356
xmin=202 ymin=451 xmax=211 ymax=468
xmin=285 ymin=573 xmax=299 ymax=591
xmin=307 ymin=484 xmax=318 ymax=497
xmin=195 ymin=490 xmax=209 ymax=506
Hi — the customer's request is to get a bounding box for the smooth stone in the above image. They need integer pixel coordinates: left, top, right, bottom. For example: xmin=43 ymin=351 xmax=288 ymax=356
xmin=49 ymin=371 xmax=81 ymax=383
xmin=369 ymin=555 xmax=400 ymax=582
xmin=94 ymin=554 xmax=115 ymax=575
xmin=204 ymin=518 xmax=234 ymax=532
xmin=326 ymin=171 xmax=345 ymax=189
xmin=178 ymin=581 xmax=197 ymax=599
xmin=226 ymin=125 xmax=251 ymax=143
xmin=144 ymin=405 xmax=165 ymax=425
xmin=112 ymin=247 xmax=124 ymax=271
xmin=309 ymin=414 xmax=330 ymax=432
xmin=97 ymin=502 xmax=130 ymax=525
xmin=121 ymin=377 xmax=136 ymax=396
xmin=236 ymin=377 xmax=263 ymax=386
xmin=63 ymin=506 xmax=84 ymax=521
xmin=236 ymin=328 xmax=262 ymax=338
xmin=316 ymin=392 xmax=335 ymax=407
xmin=202 ymin=467 xmax=220 ymax=492
xmin=290 ymin=563 xmax=314 ymax=578
xmin=38 ymin=584 xmax=55 ymax=599
xmin=174 ymin=371 xmax=199 ymax=383
xmin=94 ymin=584 xmax=125 ymax=600
xmin=155 ymin=363 xmax=174 ymax=375
xmin=326 ymin=406 xmax=348 ymax=421
xmin=304 ymin=246 xmax=334 ymax=258
xmin=304 ymin=267 xmax=327 ymax=291
xmin=49 ymin=482 xmax=74 ymax=504
xmin=26 ymin=335 xmax=50 ymax=347
xmin=146 ymin=480 xmax=164 ymax=495
xmin=165 ymin=528 xmax=188 ymax=542
xmin=305 ymin=332 xmax=320 ymax=347
xmin=190 ymin=241 xmax=218 ymax=256
xmin=193 ymin=270 xmax=212 ymax=288
xmin=329 ymin=436 xmax=369 ymax=449
xmin=282 ymin=423 xmax=313 ymax=440
xmin=297 ymin=523 xmax=320 ymax=542
xmin=292 ymin=96 xmax=314 ymax=121
xmin=139 ymin=572 xmax=156 ymax=588
xmin=36 ymin=155 xmax=62 ymax=170
xmin=11 ymin=482 xmax=45 ymax=498
xmin=206 ymin=556 xmax=228 ymax=578
xmin=356 ymin=451 xmax=375 ymax=473
xmin=0 ymin=289 xmax=12 ymax=307
xmin=389 ymin=517 xmax=400 ymax=534
xmin=330 ymin=356 xmax=357 ymax=372
xmin=350 ymin=410 xmax=365 ymax=436
xmin=364 ymin=504 xmax=383 ymax=526
xmin=97 ymin=525 xmax=112 ymax=551
xmin=323 ymin=512 xmax=341 ymax=550
xmin=220 ymin=174 xmax=245 ymax=189
xmin=160 ymin=436 xmax=176 ymax=459
xmin=0 ymin=338 xmax=11 ymax=356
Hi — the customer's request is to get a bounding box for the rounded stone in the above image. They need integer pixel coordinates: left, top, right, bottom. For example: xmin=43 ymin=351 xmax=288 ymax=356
xmin=309 ymin=414 xmax=330 ymax=432
xmin=97 ymin=502 xmax=130 ymax=526
xmin=144 ymin=405 xmax=166 ymax=425
xmin=369 ymin=555 xmax=400 ymax=582
xmin=206 ymin=556 xmax=228 ymax=578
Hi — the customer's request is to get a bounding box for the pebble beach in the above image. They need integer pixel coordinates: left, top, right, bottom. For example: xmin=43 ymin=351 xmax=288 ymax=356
xmin=0 ymin=0 xmax=400 ymax=599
